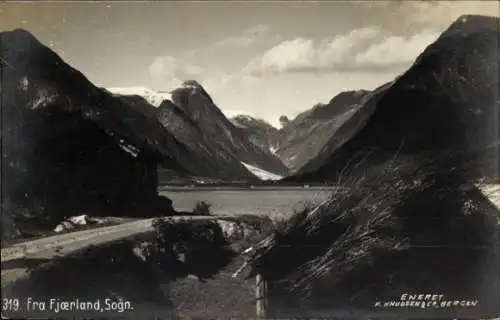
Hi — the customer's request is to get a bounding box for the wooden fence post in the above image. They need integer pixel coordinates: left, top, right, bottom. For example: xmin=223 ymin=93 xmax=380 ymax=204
xmin=255 ymin=273 xmax=268 ymax=319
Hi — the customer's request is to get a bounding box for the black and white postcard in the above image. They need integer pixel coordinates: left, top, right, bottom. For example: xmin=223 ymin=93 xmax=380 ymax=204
xmin=1 ymin=1 xmax=499 ymax=319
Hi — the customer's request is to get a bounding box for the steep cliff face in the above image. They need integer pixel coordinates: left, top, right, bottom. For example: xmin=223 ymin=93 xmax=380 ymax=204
xmin=230 ymin=90 xmax=370 ymax=173
xmin=289 ymin=82 xmax=394 ymax=178
xmin=230 ymin=115 xmax=280 ymax=152
xmin=156 ymin=100 xmax=259 ymax=182
xmin=111 ymin=94 xmax=258 ymax=182
xmin=169 ymin=80 xmax=289 ymax=176
xmin=0 ymin=29 xmax=213 ymax=233
xmin=110 ymin=82 xmax=289 ymax=180
xmin=290 ymin=15 xmax=500 ymax=182
xmin=275 ymin=90 xmax=371 ymax=172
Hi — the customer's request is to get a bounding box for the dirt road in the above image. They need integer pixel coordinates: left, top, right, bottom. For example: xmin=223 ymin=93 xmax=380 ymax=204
xmin=2 ymin=215 xmax=243 ymax=261
xmin=1 ymin=215 xmax=242 ymax=288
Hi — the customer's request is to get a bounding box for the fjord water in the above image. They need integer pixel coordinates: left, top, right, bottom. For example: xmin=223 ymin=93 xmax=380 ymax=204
xmin=160 ymin=188 xmax=334 ymax=219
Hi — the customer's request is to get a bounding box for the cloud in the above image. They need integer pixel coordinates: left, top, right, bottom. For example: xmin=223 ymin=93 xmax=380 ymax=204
xmin=349 ymin=1 xmax=499 ymax=29
xmin=208 ymin=24 xmax=278 ymax=51
xmin=354 ymin=30 xmax=440 ymax=69
xmin=244 ymin=27 xmax=441 ymax=75
xmin=219 ymin=25 xmax=268 ymax=47
xmin=148 ymin=24 xmax=281 ymax=91
xmin=148 ymin=55 xmax=202 ymax=88
xmin=402 ymin=1 xmax=499 ymax=26
xmin=202 ymin=70 xmax=258 ymax=95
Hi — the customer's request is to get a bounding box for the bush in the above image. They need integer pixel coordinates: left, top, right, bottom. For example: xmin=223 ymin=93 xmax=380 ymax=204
xmin=137 ymin=217 xmax=237 ymax=281
xmin=192 ymin=201 xmax=212 ymax=216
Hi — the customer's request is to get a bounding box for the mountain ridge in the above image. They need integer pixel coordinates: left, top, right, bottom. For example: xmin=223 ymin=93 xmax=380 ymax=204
xmin=289 ymin=14 xmax=500 ymax=182
xmin=231 ymin=89 xmax=372 ymax=173
xmin=107 ymin=87 xmax=173 ymax=107
xmin=106 ymin=82 xmax=288 ymax=179
xmin=1 ymin=28 xmax=216 ymax=230
xmin=167 ymin=80 xmax=290 ymax=176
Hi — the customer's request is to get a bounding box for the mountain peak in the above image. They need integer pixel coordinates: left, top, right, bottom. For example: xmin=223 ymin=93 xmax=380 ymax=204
xmin=181 ymin=80 xmax=204 ymax=90
xmin=444 ymin=14 xmax=499 ymax=36
xmin=234 ymin=114 xmax=256 ymax=122
xmin=174 ymin=80 xmax=209 ymax=95
xmin=4 ymin=28 xmax=34 ymax=39
xmin=1 ymin=29 xmax=42 ymax=53
xmin=106 ymin=86 xmax=172 ymax=107
xmin=454 ymin=14 xmax=499 ymax=25
xmin=170 ymin=79 xmax=214 ymax=107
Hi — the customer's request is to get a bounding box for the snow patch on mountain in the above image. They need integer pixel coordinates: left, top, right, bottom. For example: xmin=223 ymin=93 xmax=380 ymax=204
xmin=222 ymin=109 xmax=249 ymax=120
xmin=181 ymin=82 xmax=199 ymax=90
xmin=241 ymin=162 xmax=283 ymax=181
xmin=235 ymin=115 xmax=254 ymax=122
xmin=107 ymin=86 xmax=172 ymax=107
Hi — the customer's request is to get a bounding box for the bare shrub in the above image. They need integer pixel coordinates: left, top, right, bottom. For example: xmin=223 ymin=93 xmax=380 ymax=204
xmin=136 ymin=218 xmax=237 ymax=281
xmin=192 ymin=201 xmax=213 ymax=216
xmin=242 ymin=154 xmax=500 ymax=309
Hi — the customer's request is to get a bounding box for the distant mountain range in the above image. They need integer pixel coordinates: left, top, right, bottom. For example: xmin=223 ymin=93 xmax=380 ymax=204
xmin=109 ymin=87 xmax=260 ymax=182
xmin=107 ymin=81 xmax=289 ymax=182
xmin=288 ymin=14 xmax=500 ymax=183
xmin=4 ymin=14 xmax=498 ymax=239
xmin=168 ymin=80 xmax=289 ymax=176
xmin=231 ymin=90 xmax=371 ymax=173
xmin=230 ymin=15 xmax=499 ymax=184
xmin=1 ymin=28 xmax=289 ymax=235
xmin=112 ymin=13 xmax=499 ymax=184
xmin=4 ymin=13 xmax=497 ymax=204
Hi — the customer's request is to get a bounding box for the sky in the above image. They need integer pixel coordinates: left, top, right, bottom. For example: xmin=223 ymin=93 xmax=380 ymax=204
xmin=1 ymin=1 xmax=499 ymax=127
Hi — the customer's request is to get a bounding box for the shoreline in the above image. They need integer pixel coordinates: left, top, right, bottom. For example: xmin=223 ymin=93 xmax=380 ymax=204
xmin=159 ymin=185 xmax=346 ymax=192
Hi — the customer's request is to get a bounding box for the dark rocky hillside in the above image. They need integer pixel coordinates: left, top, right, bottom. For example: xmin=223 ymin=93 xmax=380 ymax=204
xmin=239 ymin=18 xmax=500 ymax=317
xmin=290 ymin=15 xmax=500 ymax=183
xmin=0 ymin=29 xmax=233 ymax=236
xmin=156 ymin=100 xmax=259 ymax=181
xmin=111 ymin=94 xmax=260 ymax=182
xmin=275 ymin=90 xmax=370 ymax=172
